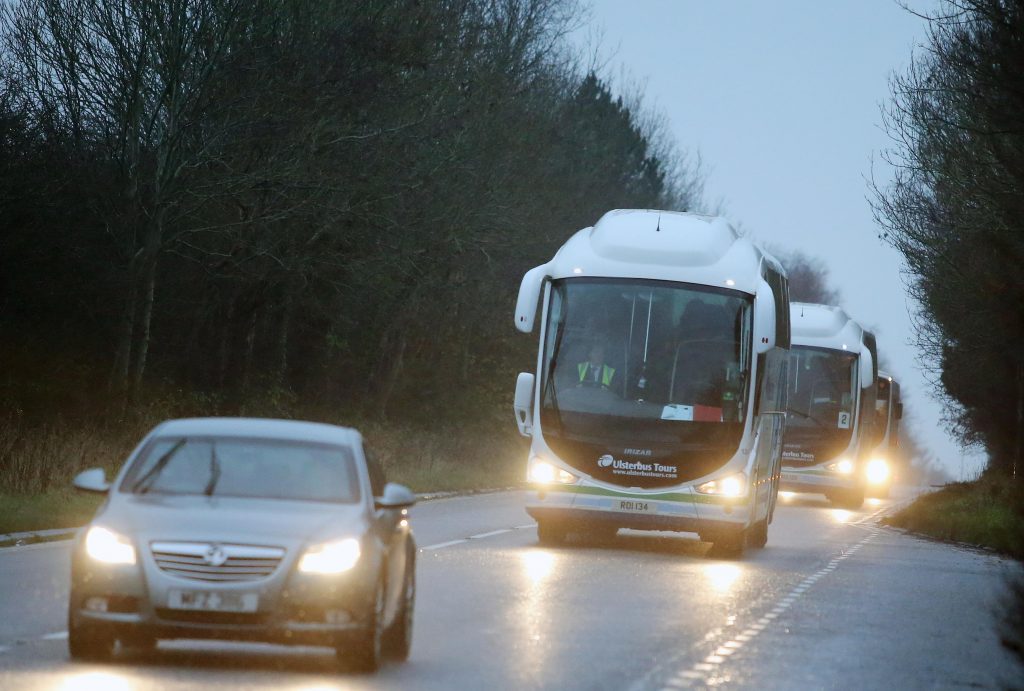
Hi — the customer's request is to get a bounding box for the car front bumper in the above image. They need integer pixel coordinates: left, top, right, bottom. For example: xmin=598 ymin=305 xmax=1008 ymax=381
xmin=70 ymin=541 xmax=378 ymax=645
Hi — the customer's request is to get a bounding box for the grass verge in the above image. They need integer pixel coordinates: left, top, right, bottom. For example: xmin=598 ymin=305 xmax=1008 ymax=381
xmin=0 ymin=416 xmax=528 ymax=536
xmin=882 ymin=475 xmax=1024 ymax=559
xmin=0 ymin=491 xmax=104 ymax=536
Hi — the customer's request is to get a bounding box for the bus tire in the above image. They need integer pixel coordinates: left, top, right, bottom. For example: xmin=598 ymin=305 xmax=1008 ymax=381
xmin=831 ymin=488 xmax=864 ymax=510
xmin=537 ymin=520 xmax=567 ymax=546
xmin=580 ymin=524 xmax=617 ymax=545
xmin=705 ymin=529 xmax=745 ymax=558
xmin=747 ymin=519 xmax=768 ymax=549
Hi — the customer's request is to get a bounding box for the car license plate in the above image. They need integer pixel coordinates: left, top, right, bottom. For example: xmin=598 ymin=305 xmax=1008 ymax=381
xmin=614 ymin=499 xmax=657 ymax=514
xmin=167 ymin=589 xmax=258 ymax=613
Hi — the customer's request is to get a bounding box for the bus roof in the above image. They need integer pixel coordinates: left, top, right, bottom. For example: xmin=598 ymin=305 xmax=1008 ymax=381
xmin=541 ymin=209 xmax=778 ymax=295
xmin=790 ymin=302 xmax=869 ymax=354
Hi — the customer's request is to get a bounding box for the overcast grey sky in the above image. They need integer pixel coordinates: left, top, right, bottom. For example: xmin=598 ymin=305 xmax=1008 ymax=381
xmin=577 ymin=0 xmax=985 ymax=478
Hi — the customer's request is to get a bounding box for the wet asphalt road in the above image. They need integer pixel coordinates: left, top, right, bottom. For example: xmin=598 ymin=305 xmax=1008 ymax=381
xmin=0 ymin=487 xmax=1019 ymax=690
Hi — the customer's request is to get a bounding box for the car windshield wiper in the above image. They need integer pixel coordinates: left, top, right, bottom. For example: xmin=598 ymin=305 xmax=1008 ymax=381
xmin=203 ymin=443 xmax=221 ymax=496
xmin=134 ymin=438 xmax=187 ymax=494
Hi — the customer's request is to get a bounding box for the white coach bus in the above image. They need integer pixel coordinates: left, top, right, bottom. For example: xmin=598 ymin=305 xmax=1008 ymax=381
xmin=779 ymin=303 xmax=878 ymax=509
xmin=512 ymin=209 xmax=790 ymax=556
xmin=865 ymin=371 xmax=903 ymax=498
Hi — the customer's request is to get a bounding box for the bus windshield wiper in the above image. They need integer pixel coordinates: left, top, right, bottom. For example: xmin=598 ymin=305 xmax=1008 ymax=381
xmin=787 ymin=408 xmax=830 ymax=429
xmin=134 ymin=439 xmax=187 ymax=494
xmin=203 ymin=443 xmax=221 ymax=496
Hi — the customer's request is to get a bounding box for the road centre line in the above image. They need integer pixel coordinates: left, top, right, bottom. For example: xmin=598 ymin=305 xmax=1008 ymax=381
xmin=421 ymin=524 xmax=536 ymax=552
xmin=658 ymin=527 xmax=882 ymax=690
xmin=41 ymin=631 xmax=68 ymax=641
xmin=469 ymin=529 xmax=512 ymax=539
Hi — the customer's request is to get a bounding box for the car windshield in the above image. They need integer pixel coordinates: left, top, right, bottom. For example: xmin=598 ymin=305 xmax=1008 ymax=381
xmin=120 ymin=437 xmax=361 ymax=503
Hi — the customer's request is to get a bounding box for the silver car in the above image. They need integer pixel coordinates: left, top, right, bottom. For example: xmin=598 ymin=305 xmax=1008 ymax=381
xmin=68 ymin=418 xmax=416 ymax=672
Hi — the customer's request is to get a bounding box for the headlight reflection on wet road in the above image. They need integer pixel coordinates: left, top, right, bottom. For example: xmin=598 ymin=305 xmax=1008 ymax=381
xmin=703 ymin=563 xmax=742 ymax=594
xmin=57 ymin=671 xmax=134 ymax=691
xmin=830 ymin=509 xmax=853 ymax=524
xmin=521 ymin=549 xmax=556 ymax=586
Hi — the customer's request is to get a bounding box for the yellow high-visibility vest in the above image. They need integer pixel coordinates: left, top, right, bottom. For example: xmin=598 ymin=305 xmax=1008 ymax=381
xmin=578 ymin=362 xmax=615 ymax=387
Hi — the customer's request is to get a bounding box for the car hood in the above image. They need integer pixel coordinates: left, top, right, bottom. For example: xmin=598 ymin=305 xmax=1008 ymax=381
xmin=96 ymin=493 xmax=367 ymax=548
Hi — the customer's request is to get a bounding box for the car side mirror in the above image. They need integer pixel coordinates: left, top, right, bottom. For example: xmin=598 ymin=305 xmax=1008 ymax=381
xmin=375 ymin=482 xmax=416 ymax=509
xmin=513 ymin=372 xmax=535 ymax=437
xmin=73 ymin=468 xmax=110 ymax=494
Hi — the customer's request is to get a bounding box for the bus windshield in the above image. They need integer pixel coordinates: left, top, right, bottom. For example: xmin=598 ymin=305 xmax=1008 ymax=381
xmin=538 ymin=278 xmax=752 ymax=485
xmin=874 ymin=376 xmax=892 ymax=445
xmin=782 ymin=346 xmax=858 ymax=465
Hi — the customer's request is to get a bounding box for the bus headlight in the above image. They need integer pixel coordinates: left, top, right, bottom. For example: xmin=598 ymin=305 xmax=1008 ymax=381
xmin=866 ymin=458 xmax=890 ymax=484
xmin=529 ymin=459 xmax=576 ymax=484
xmin=827 ymin=459 xmax=855 ymax=475
xmin=696 ymin=472 xmax=747 ymax=497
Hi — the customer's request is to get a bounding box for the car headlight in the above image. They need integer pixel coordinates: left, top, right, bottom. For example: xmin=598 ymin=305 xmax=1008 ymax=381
xmin=827 ymin=459 xmax=855 ymax=475
xmin=299 ymin=538 xmax=361 ymax=574
xmin=866 ymin=458 xmax=890 ymax=484
xmin=528 ymin=459 xmax=576 ymax=484
xmin=696 ymin=472 xmax=747 ymax=497
xmin=85 ymin=526 xmax=136 ymax=565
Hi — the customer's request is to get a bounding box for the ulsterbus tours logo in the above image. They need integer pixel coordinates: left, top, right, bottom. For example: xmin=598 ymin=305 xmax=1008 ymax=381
xmin=596 ymin=454 xmax=677 ymax=478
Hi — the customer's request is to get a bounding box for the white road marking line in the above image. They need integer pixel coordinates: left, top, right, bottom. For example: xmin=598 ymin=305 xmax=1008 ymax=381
xmin=41 ymin=631 xmax=68 ymax=640
xmin=651 ymin=527 xmax=881 ymax=688
xmin=468 ymin=529 xmax=512 ymax=539
xmin=422 ymin=524 xmax=531 ymax=551
xmin=0 ymin=540 xmax=72 ymax=555
xmin=421 ymin=539 xmax=468 ymax=551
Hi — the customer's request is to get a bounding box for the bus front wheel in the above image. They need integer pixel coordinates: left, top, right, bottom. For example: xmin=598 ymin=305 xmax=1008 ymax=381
xmin=829 ymin=489 xmax=864 ymax=510
xmin=704 ymin=529 xmax=745 ymax=558
xmin=537 ymin=520 xmax=567 ymax=546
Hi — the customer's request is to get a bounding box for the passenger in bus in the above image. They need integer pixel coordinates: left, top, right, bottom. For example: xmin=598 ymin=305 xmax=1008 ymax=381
xmin=670 ymin=301 xmax=735 ymax=410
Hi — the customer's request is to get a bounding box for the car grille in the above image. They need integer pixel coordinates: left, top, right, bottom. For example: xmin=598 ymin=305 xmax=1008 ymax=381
xmin=150 ymin=542 xmax=286 ymax=582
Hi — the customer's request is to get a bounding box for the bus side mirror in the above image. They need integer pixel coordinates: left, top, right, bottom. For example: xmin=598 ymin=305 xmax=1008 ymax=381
xmin=754 ymin=280 xmax=776 ymax=354
xmin=514 ymin=264 xmax=549 ymax=333
xmin=513 ymin=372 xmax=535 ymax=437
xmin=860 ymin=348 xmax=874 ymax=389
xmin=894 ymin=402 xmax=904 ymax=420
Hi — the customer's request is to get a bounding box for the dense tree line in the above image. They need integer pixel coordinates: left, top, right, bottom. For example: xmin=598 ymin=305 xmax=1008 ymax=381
xmin=0 ymin=0 xmax=699 ymax=426
xmin=873 ymin=0 xmax=1024 ymax=480
xmin=873 ymin=1 xmax=1024 ymax=666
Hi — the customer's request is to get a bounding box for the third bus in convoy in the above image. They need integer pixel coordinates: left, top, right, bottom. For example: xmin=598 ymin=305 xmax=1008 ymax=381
xmin=865 ymin=372 xmax=903 ymax=498
xmin=512 ymin=209 xmax=790 ymax=556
